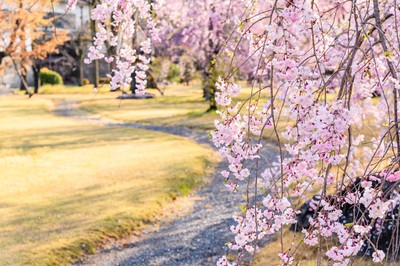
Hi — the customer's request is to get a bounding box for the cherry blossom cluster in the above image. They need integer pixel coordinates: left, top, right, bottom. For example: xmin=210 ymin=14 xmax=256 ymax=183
xmin=232 ymin=197 xmax=296 ymax=250
xmin=214 ymin=0 xmax=400 ymax=265
xmin=212 ymin=93 xmax=265 ymax=192
xmin=295 ymin=169 xmax=400 ymax=264
xmin=215 ymin=78 xmax=241 ymax=107
xmin=83 ymin=0 xmax=161 ymax=94
xmin=302 ymin=200 xmax=365 ymax=265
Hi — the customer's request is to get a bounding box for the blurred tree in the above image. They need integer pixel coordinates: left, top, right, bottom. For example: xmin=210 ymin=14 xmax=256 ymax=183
xmin=88 ymin=0 xmax=99 ymax=88
xmin=0 ymin=0 xmax=69 ymax=95
xmin=179 ymin=55 xmax=195 ymax=86
xmin=156 ymin=0 xmax=247 ymax=111
xmin=72 ymin=2 xmax=92 ymax=86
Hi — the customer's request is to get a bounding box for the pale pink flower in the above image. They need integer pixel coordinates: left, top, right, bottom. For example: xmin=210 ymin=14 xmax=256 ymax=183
xmin=372 ymin=250 xmax=385 ymax=263
xmin=278 ymin=252 xmax=293 ymax=265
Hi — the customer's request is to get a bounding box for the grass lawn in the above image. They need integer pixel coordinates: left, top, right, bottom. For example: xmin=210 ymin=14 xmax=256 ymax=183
xmin=30 ymin=83 xmax=266 ymax=132
xmin=76 ymin=83 xmax=217 ymax=130
xmin=73 ymin=83 xmax=261 ymax=131
xmin=0 ymin=95 xmax=217 ymax=265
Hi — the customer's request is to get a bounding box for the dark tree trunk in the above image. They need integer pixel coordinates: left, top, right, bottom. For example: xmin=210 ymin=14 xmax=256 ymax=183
xmin=77 ymin=33 xmax=84 ymax=86
xmin=90 ymin=1 xmax=99 ymax=88
xmin=0 ymin=52 xmax=5 ymax=65
xmin=77 ymin=5 xmax=84 ymax=87
xmin=208 ymin=80 xmax=217 ymax=111
xmin=203 ymin=10 xmax=219 ymax=111
xmin=202 ymin=70 xmax=211 ymax=100
xmin=33 ymin=66 xmax=40 ymax=94
xmin=148 ymin=71 xmax=164 ymax=95
xmin=78 ymin=51 xmax=84 ymax=86
xmin=10 ymin=59 xmax=31 ymax=97
xmin=104 ymin=9 xmax=118 ymax=91
xmin=202 ymin=56 xmax=218 ymax=111
xmin=130 ymin=71 xmax=137 ymax=94
xmin=92 ymin=58 xmax=99 ymax=87
xmin=130 ymin=12 xmax=139 ymax=94
xmin=203 ymin=85 xmax=210 ymax=100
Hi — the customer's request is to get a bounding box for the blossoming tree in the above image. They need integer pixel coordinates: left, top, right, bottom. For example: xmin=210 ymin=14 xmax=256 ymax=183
xmin=68 ymin=0 xmax=161 ymax=95
xmin=155 ymin=0 xmax=245 ymax=110
xmin=212 ymin=0 xmax=400 ymax=265
xmin=155 ymin=0 xmax=258 ymax=111
xmin=70 ymin=0 xmax=400 ymax=264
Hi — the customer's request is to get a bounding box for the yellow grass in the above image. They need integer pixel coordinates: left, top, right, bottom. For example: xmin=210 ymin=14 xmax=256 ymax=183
xmin=0 ymin=96 xmax=217 ymax=265
xmin=40 ymin=84 xmax=109 ymax=94
xmin=21 ymin=83 xmax=264 ymax=131
xmin=77 ymin=84 xmax=214 ymax=130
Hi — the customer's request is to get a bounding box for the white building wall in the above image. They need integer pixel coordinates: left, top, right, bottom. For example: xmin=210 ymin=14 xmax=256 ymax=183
xmin=0 ymin=57 xmax=20 ymax=92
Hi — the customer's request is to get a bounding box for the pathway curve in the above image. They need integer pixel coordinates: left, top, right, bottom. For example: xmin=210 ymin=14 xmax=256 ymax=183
xmin=53 ymin=100 xmax=277 ymax=266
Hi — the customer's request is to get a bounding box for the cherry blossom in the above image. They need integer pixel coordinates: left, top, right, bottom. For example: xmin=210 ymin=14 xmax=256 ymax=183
xmin=84 ymin=0 xmax=161 ymax=95
xmin=372 ymin=250 xmax=385 ymax=263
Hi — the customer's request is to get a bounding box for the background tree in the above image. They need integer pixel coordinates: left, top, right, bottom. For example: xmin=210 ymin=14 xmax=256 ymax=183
xmin=179 ymin=55 xmax=195 ymax=86
xmin=30 ymin=28 xmax=69 ymax=93
xmin=71 ymin=2 xmax=92 ymax=86
xmin=84 ymin=0 xmax=161 ymax=97
xmin=89 ymin=0 xmax=99 ymax=88
xmin=156 ymin=0 xmax=246 ymax=111
xmin=0 ymin=0 xmax=68 ymax=95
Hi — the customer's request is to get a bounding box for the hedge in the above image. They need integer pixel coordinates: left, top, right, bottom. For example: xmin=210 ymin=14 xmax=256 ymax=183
xmin=40 ymin=68 xmax=63 ymax=85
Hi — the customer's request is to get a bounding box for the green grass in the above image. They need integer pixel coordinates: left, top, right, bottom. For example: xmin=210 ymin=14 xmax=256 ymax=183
xmin=69 ymin=82 xmax=384 ymax=167
xmin=0 ymin=95 xmax=217 ymax=265
xmin=75 ymin=84 xmax=385 ymax=169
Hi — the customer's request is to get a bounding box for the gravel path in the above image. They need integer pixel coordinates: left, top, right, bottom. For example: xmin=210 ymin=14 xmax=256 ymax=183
xmin=54 ymin=100 xmax=278 ymax=266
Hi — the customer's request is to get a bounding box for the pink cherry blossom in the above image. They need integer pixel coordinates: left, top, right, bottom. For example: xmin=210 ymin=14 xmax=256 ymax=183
xmin=372 ymin=250 xmax=385 ymax=263
xmin=387 ymin=171 xmax=400 ymax=182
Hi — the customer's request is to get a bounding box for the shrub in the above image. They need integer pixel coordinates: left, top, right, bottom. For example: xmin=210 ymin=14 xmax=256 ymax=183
xmin=82 ymin=78 xmax=90 ymax=85
xmin=40 ymin=68 xmax=63 ymax=85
